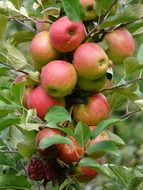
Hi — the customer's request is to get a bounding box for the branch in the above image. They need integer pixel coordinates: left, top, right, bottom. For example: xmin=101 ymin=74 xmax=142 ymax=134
xmin=120 ymin=109 xmax=141 ymax=119
xmin=0 ymin=61 xmax=29 ymax=75
xmin=100 ymin=76 xmax=143 ymax=93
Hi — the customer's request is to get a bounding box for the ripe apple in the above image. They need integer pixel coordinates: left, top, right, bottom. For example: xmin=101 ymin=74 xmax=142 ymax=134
xmin=36 ymin=19 xmax=50 ymax=32
xmin=73 ymin=93 xmax=109 ymax=126
xmin=87 ymin=126 xmax=110 ymax=158
xmin=77 ymin=74 xmax=107 ymax=91
xmin=49 ymin=16 xmax=86 ymax=52
xmin=40 ymin=60 xmax=77 ymax=98
xmin=73 ymin=42 xmax=109 ymax=80
xmin=58 ymin=136 xmax=84 ymax=164
xmin=36 ymin=128 xmax=63 ymax=159
xmin=80 ymin=0 xmax=97 ymax=21
xmin=73 ymin=165 xmax=98 ymax=182
xmin=103 ymin=28 xmax=136 ymax=64
xmin=29 ymin=31 xmax=59 ymax=69
xmin=28 ymin=85 xmax=65 ymax=120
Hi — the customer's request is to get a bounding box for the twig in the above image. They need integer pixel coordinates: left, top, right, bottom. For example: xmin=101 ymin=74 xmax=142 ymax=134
xmin=120 ymin=109 xmax=141 ymax=119
xmin=0 ymin=61 xmax=29 ymax=75
xmin=100 ymin=76 xmax=143 ymax=93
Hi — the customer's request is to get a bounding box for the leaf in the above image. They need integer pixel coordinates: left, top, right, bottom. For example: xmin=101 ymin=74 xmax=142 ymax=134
xmin=74 ymin=122 xmax=90 ymax=148
xmin=0 ymin=153 xmax=16 ymax=167
xmin=45 ymin=106 xmax=71 ymax=124
xmin=137 ymin=44 xmax=143 ymax=64
xmin=39 ymin=135 xmax=72 ymax=149
xmin=60 ymin=0 xmax=85 ymax=21
xmin=124 ymin=57 xmax=143 ymax=74
xmin=17 ymin=140 xmax=36 ymax=157
xmin=90 ymin=118 xmax=121 ymax=139
xmin=0 ymin=16 xmax=8 ymax=41
xmin=0 ymin=175 xmax=31 ymax=189
xmin=128 ymin=177 xmax=143 ymax=190
xmin=87 ymin=141 xmax=118 ymax=156
xmin=107 ymin=130 xmax=125 ymax=146
xmin=0 ymin=103 xmax=16 ymax=117
xmin=0 ymin=115 xmax=21 ymax=131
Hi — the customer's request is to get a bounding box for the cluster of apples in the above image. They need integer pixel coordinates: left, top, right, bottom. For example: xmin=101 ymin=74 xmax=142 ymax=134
xmin=20 ymin=0 xmax=136 ymax=183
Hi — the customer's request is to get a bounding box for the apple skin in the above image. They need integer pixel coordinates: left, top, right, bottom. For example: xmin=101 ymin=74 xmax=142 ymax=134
xmin=58 ymin=136 xmax=84 ymax=164
xmin=77 ymin=74 xmax=107 ymax=91
xmin=28 ymin=85 xmax=65 ymax=120
xmin=80 ymin=0 xmax=97 ymax=21
xmin=73 ymin=42 xmax=109 ymax=80
xmin=104 ymin=28 xmax=136 ymax=64
xmin=73 ymin=165 xmax=98 ymax=182
xmin=36 ymin=20 xmax=50 ymax=32
xmin=29 ymin=31 xmax=59 ymax=68
xmin=73 ymin=93 xmax=109 ymax=126
xmin=40 ymin=60 xmax=77 ymax=98
xmin=36 ymin=128 xmax=63 ymax=159
xmin=22 ymin=87 xmax=33 ymax=109
xmin=49 ymin=16 xmax=86 ymax=52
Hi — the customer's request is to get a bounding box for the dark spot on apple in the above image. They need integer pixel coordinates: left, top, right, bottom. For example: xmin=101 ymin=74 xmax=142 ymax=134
xmin=99 ymin=59 xmax=106 ymax=66
xmin=48 ymin=88 xmax=57 ymax=94
xmin=68 ymin=29 xmax=75 ymax=36
xmin=86 ymin=5 xmax=94 ymax=12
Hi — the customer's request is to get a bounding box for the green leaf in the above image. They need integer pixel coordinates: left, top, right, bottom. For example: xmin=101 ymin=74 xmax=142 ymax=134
xmin=45 ymin=106 xmax=71 ymax=124
xmin=87 ymin=140 xmax=118 ymax=156
xmin=107 ymin=130 xmax=125 ymax=146
xmin=137 ymin=44 xmax=143 ymax=64
xmin=90 ymin=118 xmax=121 ymax=139
xmin=60 ymin=0 xmax=85 ymax=21
xmin=0 ymin=103 xmax=16 ymax=117
xmin=0 ymin=115 xmax=21 ymax=131
xmin=10 ymin=31 xmax=35 ymax=46
xmin=0 ymin=16 xmax=8 ymax=41
xmin=0 ymin=153 xmax=16 ymax=167
xmin=17 ymin=140 xmax=36 ymax=157
xmin=74 ymin=122 xmax=90 ymax=148
xmin=128 ymin=177 xmax=143 ymax=190
xmin=124 ymin=57 xmax=143 ymax=74
xmin=0 ymin=175 xmax=31 ymax=189
xmin=39 ymin=135 xmax=72 ymax=149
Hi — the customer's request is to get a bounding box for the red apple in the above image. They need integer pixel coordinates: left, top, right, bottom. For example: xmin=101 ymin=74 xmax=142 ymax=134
xmin=103 ymin=28 xmax=136 ymax=64
xmin=77 ymin=74 xmax=107 ymax=91
xmin=73 ymin=42 xmax=109 ymax=80
xmin=58 ymin=136 xmax=84 ymax=164
xmin=29 ymin=31 xmax=59 ymax=68
xmin=49 ymin=16 xmax=86 ymax=52
xmin=73 ymin=165 xmax=98 ymax=182
xmin=36 ymin=128 xmax=63 ymax=159
xmin=80 ymin=0 xmax=97 ymax=21
xmin=73 ymin=93 xmax=109 ymax=126
xmin=40 ymin=60 xmax=77 ymax=98
xmin=28 ymin=85 xmax=65 ymax=120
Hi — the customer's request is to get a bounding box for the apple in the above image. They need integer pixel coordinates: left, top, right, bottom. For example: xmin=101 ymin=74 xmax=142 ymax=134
xmin=73 ymin=93 xmax=109 ymax=126
xmin=49 ymin=16 xmax=86 ymax=52
xmin=35 ymin=128 xmax=63 ymax=159
xmin=87 ymin=126 xmax=110 ymax=158
xmin=36 ymin=19 xmax=50 ymax=32
xmin=103 ymin=28 xmax=136 ymax=64
xmin=73 ymin=42 xmax=109 ymax=80
xmin=58 ymin=136 xmax=84 ymax=164
xmin=40 ymin=60 xmax=77 ymax=98
xmin=80 ymin=0 xmax=97 ymax=21
xmin=28 ymin=85 xmax=65 ymax=120
xmin=29 ymin=31 xmax=59 ymax=69
xmin=22 ymin=87 xmax=33 ymax=109
xmin=73 ymin=165 xmax=98 ymax=182
xmin=77 ymin=74 xmax=107 ymax=91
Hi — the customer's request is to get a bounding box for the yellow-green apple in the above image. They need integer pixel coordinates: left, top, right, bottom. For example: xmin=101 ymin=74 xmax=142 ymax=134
xmin=73 ymin=42 xmax=109 ymax=80
xmin=80 ymin=0 xmax=97 ymax=20
xmin=29 ymin=31 xmax=59 ymax=69
xmin=103 ymin=28 xmax=136 ymax=64
xmin=28 ymin=85 xmax=65 ymax=120
xmin=77 ymin=74 xmax=107 ymax=91
xmin=73 ymin=93 xmax=109 ymax=125
xmin=58 ymin=136 xmax=84 ymax=164
xmin=35 ymin=128 xmax=63 ymax=159
xmin=73 ymin=165 xmax=98 ymax=182
xmin=49 ymin=16 xmax=86 ymax=52
xmin=36 ymin=19 xmax=50 ymax=32
xmin=40 ymin=60 xmax=77 ymax=98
